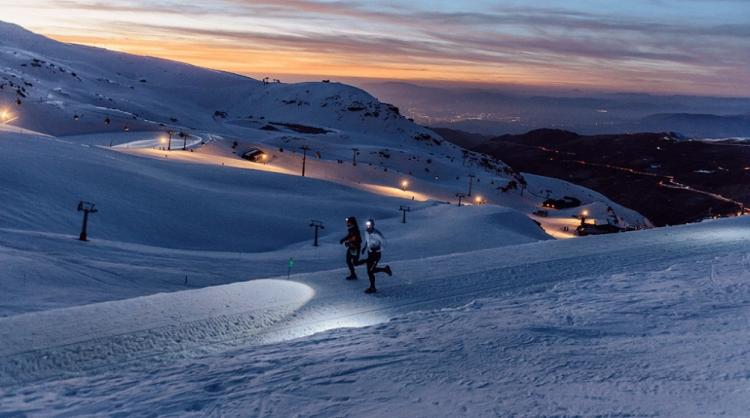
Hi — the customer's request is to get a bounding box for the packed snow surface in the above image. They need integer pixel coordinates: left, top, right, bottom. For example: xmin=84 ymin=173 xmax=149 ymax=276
xmin=2 ymin=218 xmax=750 ymax=416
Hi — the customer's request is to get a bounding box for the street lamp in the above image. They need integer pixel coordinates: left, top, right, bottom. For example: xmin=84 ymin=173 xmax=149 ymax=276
xmin=401 ymin=180 xmax=409 ymax=191
xmin=580 ymin=209 xmax=589 ymax=226
xmin=300 ymin=145 xmax=310 ymax=177
xmin=474 ymin=195 xmax=486 ymax=205
xmin=178 ymin=131 xmax=188 ymax=150
xmin=467 ymin=174 xmax=475 ymax=196
xmin=0 ymin=109 xmax=17 ymax=125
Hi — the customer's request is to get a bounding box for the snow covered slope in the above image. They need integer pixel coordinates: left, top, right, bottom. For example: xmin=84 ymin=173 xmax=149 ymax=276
xmin=0 ymin=21 xmax=743 ymax=418
xmin=0 ymin=20 xmax=650 ymax=316
xmin=0 ymin=126 xmax=557 ymax=314
xmin=0 ymin=20 xmax=649 ymax=237
xmin=2 ymin=217 xmax=750 ymax=416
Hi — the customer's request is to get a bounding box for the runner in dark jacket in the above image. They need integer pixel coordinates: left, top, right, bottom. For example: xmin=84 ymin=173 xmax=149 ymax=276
xmin=339 ymin=217 xmax=362 ymax=280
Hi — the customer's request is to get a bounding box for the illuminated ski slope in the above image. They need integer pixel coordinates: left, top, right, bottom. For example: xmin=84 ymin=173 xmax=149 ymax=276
xmin=2 ymin=218 xmax=749 ymax=416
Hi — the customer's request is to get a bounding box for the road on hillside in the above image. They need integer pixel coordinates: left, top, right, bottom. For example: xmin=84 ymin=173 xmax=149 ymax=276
xmin=526 ymin=141 xmax=748 ymax=212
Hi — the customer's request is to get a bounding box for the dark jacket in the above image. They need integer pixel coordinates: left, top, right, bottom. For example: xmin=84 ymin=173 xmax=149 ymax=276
xmin=340 ymin=225 xmax=362 ymax=254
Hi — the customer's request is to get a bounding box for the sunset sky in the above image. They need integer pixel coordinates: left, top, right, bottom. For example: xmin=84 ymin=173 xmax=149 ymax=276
xmin=2 ymin=0 xmax=749 ymax=96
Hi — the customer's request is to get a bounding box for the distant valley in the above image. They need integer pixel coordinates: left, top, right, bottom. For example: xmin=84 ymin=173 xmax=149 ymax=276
xmin=362 ymin=81 xmax=750 ymax=138
xmin=437 ymin=128 xmax=750 ymax=226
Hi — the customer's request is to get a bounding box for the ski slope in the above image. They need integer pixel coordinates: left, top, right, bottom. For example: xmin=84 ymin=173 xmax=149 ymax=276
xmin=0 ymin=20 xmax=650 ymax=238
xmin=0 ymin=127 xmax=557 ymax=315
xmin=2 ymin=218 xmax=750 ymax=416
xmin=2 ymin=21 xmax=736 ymax=417
xmin=0 ymin=19 xmax=648 ymax=314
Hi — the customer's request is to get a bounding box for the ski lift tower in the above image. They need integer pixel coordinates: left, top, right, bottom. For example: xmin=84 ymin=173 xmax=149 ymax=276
xmin=309 ymin=220 xmax=325 ymax=246
xmin=399 ymin=205 xmax=411 ymax=223
xmin=77 ymin=201 xmax=98 ymax=241
xmin=456 ymin=192 xmax=466 ymax=207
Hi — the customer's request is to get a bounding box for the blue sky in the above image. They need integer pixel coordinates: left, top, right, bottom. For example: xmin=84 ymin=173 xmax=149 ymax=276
xmin=2 ymin=0 xmax=748 ymax=96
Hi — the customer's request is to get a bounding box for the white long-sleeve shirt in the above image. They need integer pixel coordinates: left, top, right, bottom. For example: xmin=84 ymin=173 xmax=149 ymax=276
xmin=364 ymin=229 xmax=385 ymax=253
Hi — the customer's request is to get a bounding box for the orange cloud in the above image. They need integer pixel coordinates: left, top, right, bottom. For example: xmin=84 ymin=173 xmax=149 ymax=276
xmin=4 ymin=0 xmax=748 ymax=97
xmin=49 ymin=33 xmax=671 ymax=93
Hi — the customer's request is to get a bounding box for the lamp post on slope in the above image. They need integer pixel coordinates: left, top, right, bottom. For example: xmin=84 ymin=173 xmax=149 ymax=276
xmin=179 ymin=131 xmax=188 ymax=150
xmin=467 ymin=174 xmax=475 ymax=196
xmin=300 ymin=145 xmax=310 ymax=177
xmin=580 ymin=209 xmax=589 ymax=226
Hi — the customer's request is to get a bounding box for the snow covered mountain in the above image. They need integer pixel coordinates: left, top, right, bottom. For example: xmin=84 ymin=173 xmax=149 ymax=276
xmin=7 ymin=21 xmax=731 ymax=417
xmin=0 ymin=20 xmax=649 ymax=241
xmin=1 ymin=20 xmax=429 ymax=137
xmin=0 ymin=20 xmax=646 ymax=312
xmin=0 ymin=18 xmax=656 ymax=311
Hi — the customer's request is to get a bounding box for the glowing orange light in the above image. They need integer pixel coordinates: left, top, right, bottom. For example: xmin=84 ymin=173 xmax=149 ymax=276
xmin=0 ymin=109 xmax=13 ymax=124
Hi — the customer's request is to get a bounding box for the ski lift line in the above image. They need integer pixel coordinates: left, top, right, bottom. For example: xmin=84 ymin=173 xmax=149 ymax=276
xmin=2 ymin=235 xmax=743 ymax=386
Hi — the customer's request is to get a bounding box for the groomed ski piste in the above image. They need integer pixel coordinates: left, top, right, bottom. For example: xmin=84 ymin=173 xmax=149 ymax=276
xmin=1 ymin=21 xmax=749 ymax=417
